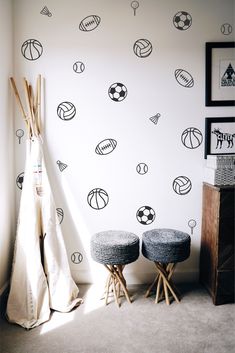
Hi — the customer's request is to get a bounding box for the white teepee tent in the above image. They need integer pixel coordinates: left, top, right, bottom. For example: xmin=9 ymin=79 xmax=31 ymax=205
xmin=7 ymin=76 xmax=82 ymax=329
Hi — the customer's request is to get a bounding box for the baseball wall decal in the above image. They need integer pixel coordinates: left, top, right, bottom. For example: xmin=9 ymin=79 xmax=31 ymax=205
xmin=95 ymin=139 xmax=117 ymax=155
xmin=57 ymin=102 xmax=76 ymax=120
xmin=136 ymin=206 xmax=155 ymax=225
xmin=133 ymin=39 xmax=153 ymax=58
xmin=173 ymin=11 xmax=192 ymax=30
xmin=173 ymin=176 xmax=192 ymax=195
xmin=87 ymin=188 xmax=109 ymax=210
xmin=221 ymin=23 xmax=233 ymax=35
xmin=21 ymin=39 xmax=43 ymax=60
xmin=108 ymin=83 xmax=127 ymax=102
xmin=71 ymin=252 xmax=83 ymax=264
xmin=181 ymin=127 xmax=203 ymax=149
xmin=175 ymin=69 xmax=194 ymax=88
xmin=136 ymin=163 xmax=148 ymax=175
xmin=79 ymin=15 xmax=101 ymax=31
xmin=73 ymin=61 xmax=85 ymax=73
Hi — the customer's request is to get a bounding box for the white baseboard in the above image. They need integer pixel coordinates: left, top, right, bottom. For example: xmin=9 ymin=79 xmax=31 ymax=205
xmin=71 ymin=270 xmax=199 ymax=285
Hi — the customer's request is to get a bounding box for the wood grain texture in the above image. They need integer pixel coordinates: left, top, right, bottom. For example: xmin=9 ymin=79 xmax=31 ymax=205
xmin=200 ymin=183 xmax=235 ymax=305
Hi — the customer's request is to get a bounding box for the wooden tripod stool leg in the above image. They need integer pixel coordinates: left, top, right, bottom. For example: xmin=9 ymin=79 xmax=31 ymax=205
xmin=154 ymin=262 xmax=180 ymax=304
xmin=103 ymin=264 xmax=131 ymax=307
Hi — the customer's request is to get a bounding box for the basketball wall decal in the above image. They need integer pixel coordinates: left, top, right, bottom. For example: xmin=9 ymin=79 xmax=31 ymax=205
xmin=175 ymin=69 xmax=194 ymax=88
xmin=136 ymin=206 xmax=155 ymax=225
xmin=95 ymin=139 xmax=117 ymax=155
xmin=108 ymin=83 xmax=127 ymax=102
xmin=173 ymin=176 xmax=192 ymax=195
xmin=173 ymin=11 xmax=192 ymax=30
xmin=21 ymin=39 xmax=43 ymax=61
xmin=133 ymin=39 xmax=153 ymax=58
xmin=79 ymin=15 xmax=101 ymax=31
xmin=181 ymin=127 xmax=203 ymax=149
xmin=136 ymin=163 xmax=148 ymax=175
xmin=73 ymin=61 xmax=85 ymax=73
xmin=57 ymin=102 xmax=76 ymax=121
xmin=87 ymin=188 xmax=109 ymax=210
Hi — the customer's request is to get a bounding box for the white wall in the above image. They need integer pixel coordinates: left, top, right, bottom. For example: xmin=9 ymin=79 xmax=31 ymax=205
xmin=0 ymin=0 xmax=14 ymax=294
xmin=13 ymin=0 xmax=235 ymax=284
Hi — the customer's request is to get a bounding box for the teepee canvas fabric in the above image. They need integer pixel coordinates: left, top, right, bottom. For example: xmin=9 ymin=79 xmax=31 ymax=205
xmin=7 ymin=137 xmax=82 ymax=329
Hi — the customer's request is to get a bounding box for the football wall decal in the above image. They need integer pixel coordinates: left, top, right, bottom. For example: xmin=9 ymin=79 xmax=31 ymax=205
xmin=175 ymin=69 xmax=194 ymax=88
xmin=95 ymin=139 xmax=117 ymax=155
xmin=79 ymin=15 xmax=101 ymax=31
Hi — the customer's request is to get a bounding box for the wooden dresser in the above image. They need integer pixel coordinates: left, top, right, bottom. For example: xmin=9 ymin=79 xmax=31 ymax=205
xmin=200 ymin=182 xmax=235 ymax=305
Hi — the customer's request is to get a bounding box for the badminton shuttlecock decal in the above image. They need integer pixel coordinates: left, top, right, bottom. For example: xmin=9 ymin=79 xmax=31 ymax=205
xmin=40 ymin=6 xmax=52 ymax=17
xmin=56 ymin=160 xmax=68 ymax=172
xmin=149 ymin=113 xmax=161 ymax=125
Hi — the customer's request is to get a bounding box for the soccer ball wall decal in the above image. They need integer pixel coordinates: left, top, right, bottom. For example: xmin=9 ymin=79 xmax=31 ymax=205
xmin=108 ymin=83 xmax=128 ymax=102
xmin=173 ymin=11 xmax=192 ymax=31
xmin=136 ymin=206 xmax=156 ymax=225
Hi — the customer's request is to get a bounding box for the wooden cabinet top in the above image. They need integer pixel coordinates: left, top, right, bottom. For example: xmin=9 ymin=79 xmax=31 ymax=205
xmin=203 ymin=182 xmax=235 ymax=192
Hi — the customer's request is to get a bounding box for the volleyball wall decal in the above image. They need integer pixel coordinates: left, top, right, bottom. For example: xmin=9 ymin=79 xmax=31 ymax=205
xmin=21 ymin=39 xmax=43 ymax=61
xmin=73 ymin=61 xmax=85 ymax=73
xmin=181 ymin=127 xmax=203 ymax=149
xmin=133 ymin=39 xmax=153 ymax=58
xmin=173 ymin=11 xmax=192 ymax=30
xmin=175 ymin=69 xmax=194 ymax=88
xmin=95 ymin=138 xmax=117 ymax=155
xmin=108 ymin=82 xmax=127 ymax=102
xmin=79 ymin=15 xmax=101 ymax=32
xmin=57 ymin=102 xmax=76 ymax=121
xmin=172 ymin=176 xmax=192 ymax=195
xmin=87 ymin=188 xmax=109 ymax=210
xmin=136 ymin=206 xmax=155 ymax=225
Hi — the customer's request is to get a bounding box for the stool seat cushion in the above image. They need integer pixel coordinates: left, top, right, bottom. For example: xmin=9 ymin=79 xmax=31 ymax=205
xmin=91 ymin=230 xmax=139 ymax=265
xmin=142 ymin=228 xmax=190 ymax=263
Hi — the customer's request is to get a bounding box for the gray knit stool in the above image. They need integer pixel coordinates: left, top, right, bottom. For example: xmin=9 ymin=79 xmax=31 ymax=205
xmin=91 ymin=230 xmax=139 ymax=307
xmin=142 ymin=228 xmax=191 ymax=305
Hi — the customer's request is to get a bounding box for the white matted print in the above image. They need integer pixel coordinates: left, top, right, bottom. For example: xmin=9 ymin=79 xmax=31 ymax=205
xmin=211 ymin=48 xmax=235 ymax=101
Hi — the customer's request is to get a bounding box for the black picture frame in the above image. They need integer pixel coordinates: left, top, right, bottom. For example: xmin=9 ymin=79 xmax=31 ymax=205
xmin=205 ymin=42 xmax=235 ymax=106
xmin=204 ymin=117 xmax=235 ymax=158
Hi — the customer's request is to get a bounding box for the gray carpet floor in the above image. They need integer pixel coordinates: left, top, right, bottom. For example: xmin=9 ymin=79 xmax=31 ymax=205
xmin=0 ymin=283 xmax=235 ymax=353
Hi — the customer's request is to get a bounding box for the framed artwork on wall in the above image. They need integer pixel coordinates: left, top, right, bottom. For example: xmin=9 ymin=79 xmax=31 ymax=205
xmin=205 ymin=42 xmax=235 ymax=106
xmin=204 ymin=117 xmax=235 ymax=158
